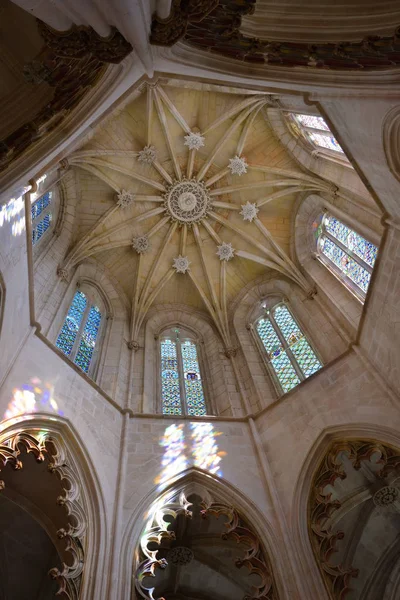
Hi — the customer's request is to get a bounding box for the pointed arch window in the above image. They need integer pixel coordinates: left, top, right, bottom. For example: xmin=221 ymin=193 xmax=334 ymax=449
xmin=256 ymin=302 xmax=322 ymax=395
xmin=315 ymin=213 xmax=378 ymax=301
xmin=160 ymin=328 xmax=207 ymax=416
xmin=56 ymin=289 xmax=103 ymax=375
xmin=291 ymin=113 xmax=344 ymax=154
xmin=31 ymin=191 xmax=53 ymax=245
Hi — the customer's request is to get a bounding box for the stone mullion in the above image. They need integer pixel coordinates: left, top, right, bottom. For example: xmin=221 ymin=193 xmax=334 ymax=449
xmin=176 ymin=337 xmax=187 ymax=417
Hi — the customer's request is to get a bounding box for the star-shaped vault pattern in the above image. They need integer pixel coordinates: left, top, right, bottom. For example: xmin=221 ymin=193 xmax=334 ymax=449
xmin=61 ymin=81 xmax=333 ymax=350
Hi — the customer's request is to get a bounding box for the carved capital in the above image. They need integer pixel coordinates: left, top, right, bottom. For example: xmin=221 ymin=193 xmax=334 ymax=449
xmin=57 ymin=266 xmax=69 ymax=282
xmin=224 ymin=346 xmax=238 ymax=359
xmin=127 ymin=340 xmax=140 ymax=351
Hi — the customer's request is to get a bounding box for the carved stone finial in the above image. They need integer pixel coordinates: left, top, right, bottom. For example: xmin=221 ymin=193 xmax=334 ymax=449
xmin=138 ymin=145 xmax=157 ymax=165
xmin=228 ymin=155 xmax=248 ymax=176
xmin=216 ymin=242 xmax=235 ymax=261
xmin=173 ymin=255 xmax=190 ymax=274
xmin=57 ymin=267 xmax=69 ymax=282
xmin=184 ymin=132 xmax=205 ymax=151
xmin=117 ymin=190 xmax=135 ymax=208
xmin=127 ymin=340 xmax=140 ymax=351
xmin=240 ymin=201 xmax=259 ymax=223
xmin=132 ymin=235 xmax=150 ymax=254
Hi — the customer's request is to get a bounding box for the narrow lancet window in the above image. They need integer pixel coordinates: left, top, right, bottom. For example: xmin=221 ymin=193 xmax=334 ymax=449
xmin=256 ymin=303 xmax=322 ymax=394
xmin=316 ymin=213 xmax=378 ymax=300
xmin=56 ymin=290 xmax=103 ymax=375
xmin=160 ymin=329 xmax=207 ymax=416
xmin=31 ymin=191 xmax=53 ymax=245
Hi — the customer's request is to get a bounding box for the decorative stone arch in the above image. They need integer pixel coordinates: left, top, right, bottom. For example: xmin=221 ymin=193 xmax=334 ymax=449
xmin=291 ymin=423 xmax=400 ymax=600
xmin=119 ymin=468 xmax=291 ymax=600
xmin=382 ymin=105 xmax=400 ymax=183
xmin=0 ymin=414 xmax=107 ymax=600
xmin=140 ymin=304 xmax=236 ymax=416
xmin=231 ymin=272 xmax=346 ymax=410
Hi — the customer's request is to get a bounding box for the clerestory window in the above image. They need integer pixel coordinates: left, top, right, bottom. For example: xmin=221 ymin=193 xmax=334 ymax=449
xmin=56 ymin=289 xmax=103 ymax=376
xmin=160 ymin=328 xmax=207 ymax=416
xmin=291 ymin=113 xmax=344 ymax=154
xmin=315 ymin=213 xmax=378 ymax=301
xmin=31 ymin=191 xmax=53 ymax=245
xmin=256 ymin=302 xmax=322 ymax=395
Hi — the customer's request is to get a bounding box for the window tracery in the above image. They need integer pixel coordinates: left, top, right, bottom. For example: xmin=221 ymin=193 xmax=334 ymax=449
xmin=256 ymin=302 xmax=322 ymax=394
xmin=160 ymin=328 xmax=207 ymax=416
xmin=56 ymin=289 xmax=103 ymax=376
xmin=290 ymin=113 xmax=344 ymax=154
xmin=315 ymin=213 xmax=378 ymax=301
xmin=31 ymin=190 xmax=53 ymax=245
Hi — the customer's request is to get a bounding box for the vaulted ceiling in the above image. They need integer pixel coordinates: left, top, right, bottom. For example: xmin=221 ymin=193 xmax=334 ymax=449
xmin=62 ymin=79 xmax=332 ymax=343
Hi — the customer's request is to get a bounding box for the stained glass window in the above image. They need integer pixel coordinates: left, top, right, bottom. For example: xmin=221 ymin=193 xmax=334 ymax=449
xmin=160 ymin=330 xmax=207 ymax=416
xmin=256 ymin=303 xmax=322 ymax=394
xmin=317 ymin=213 xmax=377 ymax=299
xmin=292 ymin=113 xmax=344 ymax=154
xmin=31 ymin=191 xmax=53 ymax=245
xmin=56 ymin=290 xmax=103 ymax=376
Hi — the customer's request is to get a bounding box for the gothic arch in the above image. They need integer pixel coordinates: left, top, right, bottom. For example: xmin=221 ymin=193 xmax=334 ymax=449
xmin=141 ymin=305 xmax=232 ymax=415
xmin=231 ymin=272 xmax=345 ymax=410
xmin=0 ymin=414 xmax=108 ymax=600
xmin=382 ymin=105 xmax=400 ymax=183
xmin=292 ymin=423 xmax=400 ymax=600
xmin=119 ymin=468 xmax=290 ymax=600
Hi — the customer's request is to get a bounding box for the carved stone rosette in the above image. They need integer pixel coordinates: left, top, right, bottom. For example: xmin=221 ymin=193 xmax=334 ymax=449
xmin=0 ymin=430 xmax=86 ymax=599
xmin=134 ymin=487 xmax=278 ymax=600
xmin=308 ymin=439 xmax=400 ymax=599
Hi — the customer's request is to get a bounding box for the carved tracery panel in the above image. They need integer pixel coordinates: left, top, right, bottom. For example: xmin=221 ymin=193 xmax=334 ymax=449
xmin=134 ymin=486 xmax=279 ymax=600
xmin=309 ymin=439 xmax=400 ymax=600
xmin=0 ymin=428 xmax=86 ymax=599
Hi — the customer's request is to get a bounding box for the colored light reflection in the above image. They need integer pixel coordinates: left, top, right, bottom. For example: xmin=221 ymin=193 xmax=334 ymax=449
xmin=154 ymin=422 xmax=225 ymax=488
xmin=190 ymin=422 xmax=225 ymax=476
xmin=154 ymin=424 xmax=187 ymax=487
xmin=3 ymin=377 xmax=64 ymax=421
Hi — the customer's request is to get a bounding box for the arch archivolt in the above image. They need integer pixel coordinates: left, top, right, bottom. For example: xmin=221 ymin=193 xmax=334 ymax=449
xmin=0 ymin=415 xmax=107 ymax=600
xmin=119 ymin=468 xmax=291 ymax=600
xmin=291 ymin=423 xmax=400 ymax=600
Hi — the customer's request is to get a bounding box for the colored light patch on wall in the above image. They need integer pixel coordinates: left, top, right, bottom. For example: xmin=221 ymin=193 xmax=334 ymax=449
xmin=2 ymin=378 xmax=64 ymax=422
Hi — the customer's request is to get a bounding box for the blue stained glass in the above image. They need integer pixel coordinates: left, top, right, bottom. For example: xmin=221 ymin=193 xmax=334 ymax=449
xmin=308 ymin=132 xmax=344 ymax=153
xmin=273 ymin=305 xmax=303 ymax=347
xmin=181 ymin=340 xmax=206 ymax=416
xmin=256 ymin=318 xmax=284 ymax=359
xmin=271 ymin=352 xmax=301 ymax=393
xmin=161 ymin=339 xmax=182 ymax=415
xmin=74 ymin=305 xmax=102 ymax=374
xmin=291 ymin=338 xmax=322 ymax=378
xmin=56 ymin=291 xmax=87 ymax=357
xmin=32 ymin=213 xmax=52 ymax=245
xmin=31 ymin=191 xmax=52 ymax=220
xmin=324 ymin=215 xmax=377 ymax=268
xmin=257 ymin=304 xmax=322 ymax=394
xmin=321 ymin=236 xmax=371 ymax=293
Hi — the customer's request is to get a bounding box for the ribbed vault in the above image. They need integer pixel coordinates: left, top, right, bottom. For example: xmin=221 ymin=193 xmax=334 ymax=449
xmin=60 ymin=79 xmax=333 ymax=349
